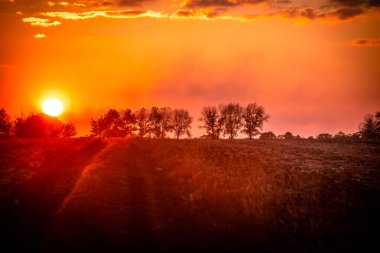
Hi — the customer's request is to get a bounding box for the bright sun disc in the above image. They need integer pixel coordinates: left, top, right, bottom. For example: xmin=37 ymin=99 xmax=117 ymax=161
xmin=42 ymin=98 xmax=64 ymax=117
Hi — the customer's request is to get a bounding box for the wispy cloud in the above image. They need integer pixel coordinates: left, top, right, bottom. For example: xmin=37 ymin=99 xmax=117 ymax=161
xmin=42 ymin=9 xmax=168 ymax=20
xmin=22 ymin=17 xmax=61 ymax=27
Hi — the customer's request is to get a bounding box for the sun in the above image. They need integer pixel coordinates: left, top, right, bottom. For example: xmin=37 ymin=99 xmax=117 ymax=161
xmin=42 ymin=98 xmax=64 ymax=117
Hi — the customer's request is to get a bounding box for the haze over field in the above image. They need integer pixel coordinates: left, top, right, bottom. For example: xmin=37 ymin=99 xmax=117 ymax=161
xmin=1 ymin=0 xmax=379 ymax=136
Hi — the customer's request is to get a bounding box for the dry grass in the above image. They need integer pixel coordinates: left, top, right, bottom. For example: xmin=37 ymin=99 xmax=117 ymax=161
xmin=0 ymin=138 xmax=379 ymax=252
xmin=135 ymin=139 xmax=380 ymax=251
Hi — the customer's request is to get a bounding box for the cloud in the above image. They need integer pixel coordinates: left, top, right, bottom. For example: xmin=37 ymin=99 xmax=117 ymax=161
xmin=185 ymin=0 xmax=267 ymax=8
xmin=329 ymin=0 xmax=366 ymax=7
xmin=58 ymin=2 xmax=87 ymax=7
xmin=351 ymin=38 xmax=380 ymax=46
xmin=15 ymin=0 xmax=380 ymax=24
xmin=273 ymin=0 xmax=291 ymax=4
xmin=328 ymin=7 xmax=364 ymax=20
xmin=34 ymin=33 xmax=46 ymax=38
xmin=172 ymin=9 xmax=221 ymax=19
xmin=269 ymin=6 xmax=368 ymax=20
xmin=22 ymin=17 xmax=62 ymax=27
xmin=299 ymin=8 xmax=322 ymax=20
xmin=368 ymin=0 xmax=380 ymax=7
xmin=42 ymin=9 xmax=167 ymax=20
xmin=116 ymin=0 xmax=151 ymax=6
xmin=330 ymin=0 xmax=380 ymax=8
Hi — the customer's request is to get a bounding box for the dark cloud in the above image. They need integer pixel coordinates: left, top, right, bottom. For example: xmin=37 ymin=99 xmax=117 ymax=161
xmin=117 ymin=0 xmax=150 ymax=6
xmin=351 ymin=38 xmax=380 ymax=46
xmin=185 ymin=0 xmax=267 ymax=8
xmin=274 ymin=0 xmax=291 ymax=4
xmin=330 ymin=0 xmax=366 ymax=7
xmin=102 ymin=1 xmax=113 ymax=6
xmin=300 ymin=8 xmax=318 ymax=19
xmin=368 ymin=0 xmax=380 ymax=7
xmin=330 ymin=7 xmax=364 ymax=20
xmin=330 ymin=0 xmax=380 ymax=7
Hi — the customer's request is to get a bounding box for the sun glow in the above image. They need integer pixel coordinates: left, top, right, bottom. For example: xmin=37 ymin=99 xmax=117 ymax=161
xmin=42 ymin=98 xmax=64 ymax=117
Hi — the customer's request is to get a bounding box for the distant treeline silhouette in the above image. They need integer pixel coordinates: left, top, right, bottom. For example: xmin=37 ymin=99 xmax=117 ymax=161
xmin=0 ymin=109 xmax=76 ymax=138
xmin=0 ymin=106 xmax=379 ymax=140
xmin=89 ymin=103 xmax=269 ymax=139
xmin=90 ymin=107 xmax=192 ymax=139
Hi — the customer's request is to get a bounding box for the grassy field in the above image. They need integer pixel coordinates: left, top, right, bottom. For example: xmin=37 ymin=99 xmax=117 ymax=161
xmin=0 ymin=138 xmax=379 ymax=252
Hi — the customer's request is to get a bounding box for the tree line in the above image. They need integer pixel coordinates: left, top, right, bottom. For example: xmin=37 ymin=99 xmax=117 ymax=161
xmin=0 ymin=109 xmax=76 ymax=138
xmin=0 ymin=105 xmax=379 ymax=141
xmin=259 ymin=112 xmax=380 ymax=141
xmin=89 ymin=103 xmax=268 ymax=139
xmin=89 ymin=107 xmax=192 ymax=139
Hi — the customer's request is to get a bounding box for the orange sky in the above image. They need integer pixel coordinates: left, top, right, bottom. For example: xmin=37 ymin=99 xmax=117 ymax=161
xmin=0 ymin=0 xmax=379 ymax=137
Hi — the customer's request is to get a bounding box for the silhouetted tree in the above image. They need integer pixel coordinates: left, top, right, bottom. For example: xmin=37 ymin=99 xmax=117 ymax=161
xmin=220 ymin=103 xmax=243 ymax=139
xmin=359 ymin=113 xmax=380 ymax=140
xmin=317 ymin=133 xmax=332 ymax=140
xmin=90 ymin=118 xmax=101 ymax=137
xmin=134 ymin=108 xmax=150 ymax=137
xmin=241 ymin=103 xmax=269 ymax=139
xmin=284 ymin=132 xmax=294 ymax=140
xmin=0 ymin=108 xmax=12 ymax=138
xmin=120 ymin=109 xmax=136 ymax=137
xmin=199 ymin=106 xmax=223 ymax=139
xmin=172 ymin=109 xmax=192 ymax=139
xmin=103 ymin=109 xmax=123 ymax=137
xmin=14 ymin=113 xmax=62 ymax=138
xmin=149 ymin=107 xmax=173 ymax=138
xmin=260 ymin=131 xmax=276 ymax=140
xmin=14 ymin=116 xmax=25 ymax=137
xmin=351 ymin=132 xmax=361 ymax=141
xmin=61 ymin=122 xmax=77 ymax=137
xmin=334 ymin=131 xmax=347 ymax=140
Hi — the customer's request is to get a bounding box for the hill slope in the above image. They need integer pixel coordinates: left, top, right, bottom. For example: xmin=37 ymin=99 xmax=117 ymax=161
xmin=0 ymin=138 xmax=379 ymax=252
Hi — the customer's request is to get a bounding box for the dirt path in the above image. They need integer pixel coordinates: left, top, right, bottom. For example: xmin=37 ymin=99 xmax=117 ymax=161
xmin=47 ymin=139 xmax=192 ymax=252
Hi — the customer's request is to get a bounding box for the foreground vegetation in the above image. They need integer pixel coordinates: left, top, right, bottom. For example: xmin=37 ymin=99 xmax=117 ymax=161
xmin=0 ymin=138 xmax=379 ymax=252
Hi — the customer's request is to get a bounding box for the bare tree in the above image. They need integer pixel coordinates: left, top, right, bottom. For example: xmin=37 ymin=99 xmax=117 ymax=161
xmin=220 ymin=103 xmax=243 ymax=139
xmin=199 ymin=106 xmax=223 ymax=139
xmin=172 ymin=109 xmax=192 ymax=139
xmin=241 ymin=103 xmax=269 ymax=139
xmin=0 ymin=108 xmax=12 ymax=138
xmin=149 ymin=107 xmax=173 ymax=138
xmin=134 ymin=108 xmax=150 ymax=137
